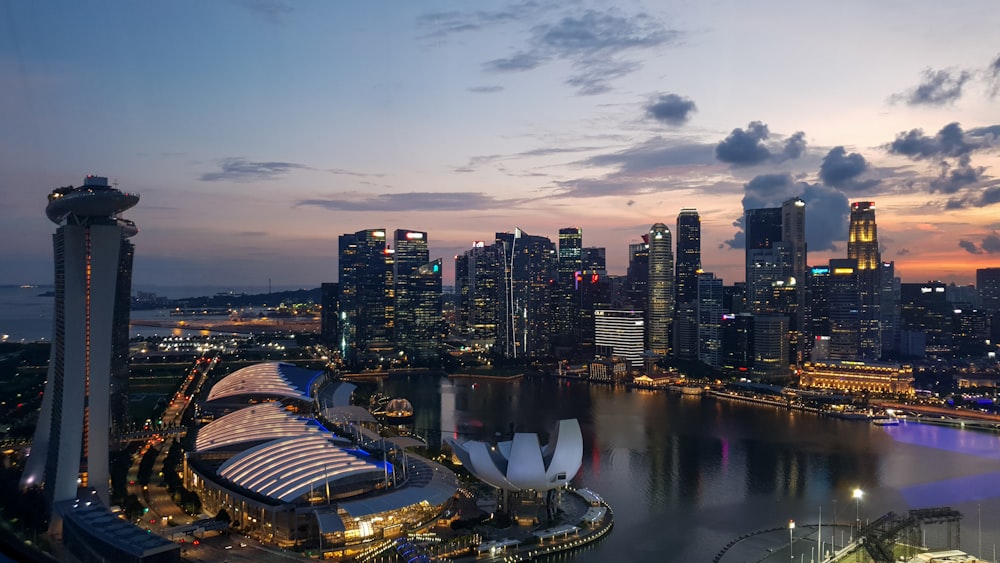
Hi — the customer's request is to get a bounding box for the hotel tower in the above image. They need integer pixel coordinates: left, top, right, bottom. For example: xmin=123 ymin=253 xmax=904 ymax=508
xmin=21 ymin=176 xmax=139 ymax=511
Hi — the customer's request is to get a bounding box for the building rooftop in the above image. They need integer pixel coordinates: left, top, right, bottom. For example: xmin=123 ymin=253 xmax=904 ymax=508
xmin=206 ymin=362 xmax=324 ymax=403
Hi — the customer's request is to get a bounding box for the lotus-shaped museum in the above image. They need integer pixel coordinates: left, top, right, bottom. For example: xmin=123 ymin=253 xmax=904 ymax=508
xmin=449 ymin=419 xmax=583 ymax=492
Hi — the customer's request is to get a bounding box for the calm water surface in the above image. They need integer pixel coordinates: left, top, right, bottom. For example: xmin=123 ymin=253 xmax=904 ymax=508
xmin=379 ymin=375 xmax=1000 ymax=562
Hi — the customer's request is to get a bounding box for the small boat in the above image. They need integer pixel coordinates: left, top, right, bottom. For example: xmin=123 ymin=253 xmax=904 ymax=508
xmin=872 ymin=417 xmax=900 ymax=426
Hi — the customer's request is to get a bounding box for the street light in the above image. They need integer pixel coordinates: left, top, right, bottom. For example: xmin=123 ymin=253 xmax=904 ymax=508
xmin=853 ymin=488 xmax=864 ymax=533
xmin=789 ymin=520 xmax=795 ymax=562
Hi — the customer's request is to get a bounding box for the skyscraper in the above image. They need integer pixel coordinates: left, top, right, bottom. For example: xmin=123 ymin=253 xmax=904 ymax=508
xmin=627 ymin=238 xmax=650 ymax=311
xmin=556 ymin=227 xmax=583 ymax=343
xmin=497 ymin=229 xmax=557 ymax=358
xmin=674 ymin=209 xmax=701 ymax=360
xmin=22 ymin=176 xmax=139 ymax=511
xmin=647 ymin=223 xmax=674 ymax=355
xmin=827 ymin=258 xmax=861 ymax=360
xmin=696 ymin=272 xmax=724 ymax=368
xmin=406 ymin=259 xmax=443 ymax=365
xmin=744 ymin=207 xmax=783 ymax=285
xmin=781 ymin=198 xmax=806 ymax=363
xmin=338 ymin=229 xmax=391 ymax=367
xmin=456 ymin=242 xmax=502 ymax=340
xmin=393 ymin=229 xmax=431 ymax=361
xmin=848 ymin=202 xmax=881 ymax=358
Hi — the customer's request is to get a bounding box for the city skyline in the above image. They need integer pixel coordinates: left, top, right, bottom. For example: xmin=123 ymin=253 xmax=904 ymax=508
xmin=3 ymin=2 xmax=1000 ymax=288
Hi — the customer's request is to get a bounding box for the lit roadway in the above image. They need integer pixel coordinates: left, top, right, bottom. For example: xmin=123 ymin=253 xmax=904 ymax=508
xmin=126 ymin=356 xmax=218 ymax=532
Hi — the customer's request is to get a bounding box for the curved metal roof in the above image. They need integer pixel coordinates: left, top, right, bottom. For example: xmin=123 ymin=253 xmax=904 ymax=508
xmin=218 ymin=434 xmax=385 ymax=502
xmin=206 ymin=362 xmax=323 ymax=403
xmin=195 ymin=402 xmax=326 ymax=452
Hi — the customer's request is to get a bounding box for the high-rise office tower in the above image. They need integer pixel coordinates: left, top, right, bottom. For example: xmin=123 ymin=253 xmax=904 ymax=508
xmin=900 ymin=282 xmax=951 ymax=357
xmin=675 ymin=209 xmax=701 ymax=304
xmin=320 ymin=282 xmax=340 ymax=347
xmin=696 ymin=272 xmax=724 ymax=368
xmin=979 ymin=268 xmax=1000 ymax=314
xmin=556 ymin=227 xmax=583 ymax=339
xmin=393 ymin=229 xmax=431 ymax=361
xmin=594 ymin=309 xmax=645 ymax=367
xmin=674 ymin=209 xmax=701 ymax=360
xmin=753 ymin=314 xmax=789 ymax=379
xmin=406 ymin=259 xmax=443 ymax=365
xmin=647 ymin=223 xmax=674 ymax=355
xmin=582 ymin=246 xmax=606 ymax=272
xmin=22 ymin=176 xmax=139 ymax=511
xmin=744 ymin=207 xmax=783 ymax=286
xmin=879 ymin=261 xmax=901 ymax=358
xmin=338 ymin=229 xmax=391 ymax=366
xmin=627 ymin=238 xmax=650 ymax=311
xmin=847 ymin=202 xmax=881 ymax=358
xmin=457 ymin=242 xmax=502 ymax=340
xmin=781 ymin=198 xmax=806 ymax=363
xmin=978 ymin=267 xmax=1000 ymax=343
xmin=454 ymin=253 xmax=470 ymax=332
xmin=496 ymin=229 xmax=557 ymax=358
xmin=827 ymin=258 xmax=861 ymax=360
xmin=807 ymin=265 xmax=831 ymax=359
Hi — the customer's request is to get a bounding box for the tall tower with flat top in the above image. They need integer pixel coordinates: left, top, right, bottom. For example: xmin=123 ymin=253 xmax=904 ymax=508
xmin=22 ymin=176 xmax=139 ymax=512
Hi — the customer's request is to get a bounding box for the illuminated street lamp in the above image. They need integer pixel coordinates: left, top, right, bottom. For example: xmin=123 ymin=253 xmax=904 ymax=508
xmin=853 ymin=488 xmax=864 ymax=532
xmin=788 ymin=519 xmax=795 ymax=562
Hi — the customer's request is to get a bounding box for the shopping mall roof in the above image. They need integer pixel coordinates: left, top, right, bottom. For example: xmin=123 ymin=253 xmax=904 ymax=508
xmin=217 ymin=434 xmax=386 ymax=503
xmin=206 ymin=362 xmax=324 ymax=403
xmin=195 ymin=402 xmax=329 ymax=452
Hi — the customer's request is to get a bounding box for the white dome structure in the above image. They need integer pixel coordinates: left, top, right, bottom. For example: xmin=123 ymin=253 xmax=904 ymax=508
xmin=449 ymin=419 xmax=583 ymax=492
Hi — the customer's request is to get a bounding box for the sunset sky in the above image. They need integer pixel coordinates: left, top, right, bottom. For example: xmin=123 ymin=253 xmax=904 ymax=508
xmin=3 ymin=1 xmax=999 ymax=291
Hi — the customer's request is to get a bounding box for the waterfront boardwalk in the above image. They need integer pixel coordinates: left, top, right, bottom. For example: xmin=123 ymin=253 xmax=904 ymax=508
xmin=446 ymin=489 xmax=614 ymax=562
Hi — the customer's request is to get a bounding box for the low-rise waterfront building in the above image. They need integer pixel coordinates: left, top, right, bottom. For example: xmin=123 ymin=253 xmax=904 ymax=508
xmin=800 ymin=359 xmax=914 ymax=395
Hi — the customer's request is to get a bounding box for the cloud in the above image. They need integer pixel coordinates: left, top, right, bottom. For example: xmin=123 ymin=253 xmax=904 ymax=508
xmin=233 ymin=0 xmax=293 ymax=22
xmin=482 ymin=8 xmax=678 ymax=95
xmin=715 ymin=121 xmax=771 ymax=166
xmin=988 ymin=53 xmax=1000 ymax=96
xmin=645 ymin=93 xmax=697 ymax=126
xmin=801 ymin=183 xmax=850 ymax=251
xmin=959 ymin=233 xmax=1000 ymax=254
xmin=986 ymin=234 xmax=1000 ymax=253
xmin=930 ymin=155 xmax=984 ymax=194
xmin=818 ymin=146 xmax=878 ymax=192
xmin=891 ymin=68 xmax=971 ymax=106
xmin=723 ymin=173 xmax=849 ymax=251
xmin=484 ymin=52 xmax=545 ymax=72
xmin=782 ymin=131 xmax=807 ymax=160
xmin=959 ymin=240 xmax=982 ymax=254
xmin=586 ymin=136 xmax=718 ymax=174
xmin=417 ymin=7 xmax=525 ymax=39
xmin=565 ymin=59 xmax=640 ymax=96
xmin=944 ymin=182 xmax=1000 ymax=209
xmin=897 ymin=248 xmax=911 ymax=256
xmin=886 ymin=122 xmax=980 ymax=160
xmin=468 ymin=85 xmax=504 ymax=94
xmin=296 ymin=191 xmax=527 ymax=212
xmin=200 ymin=158 xmax=308 ymax=182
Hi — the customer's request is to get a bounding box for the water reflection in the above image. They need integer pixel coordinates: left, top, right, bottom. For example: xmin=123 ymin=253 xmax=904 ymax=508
xmin=377 ymin=375 xmax=1000 ymax=561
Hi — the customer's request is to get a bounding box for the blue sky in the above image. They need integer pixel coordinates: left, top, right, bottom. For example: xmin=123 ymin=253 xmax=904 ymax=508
xmin=2 ymin=1 xmax=999 ymax=289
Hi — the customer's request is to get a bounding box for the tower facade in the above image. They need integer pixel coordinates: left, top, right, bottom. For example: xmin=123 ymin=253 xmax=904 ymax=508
xmin=647 ymin=223 xmax=674 ymax=355
xmin=338 ymin=229 xmax=391 ymax=367
xmin=393 ymin=229 xmax=430 ymax=361
xmin=497 ymin=229 xmax=556 ymax=359
xmin=674 ymin=209 xmax=701 ymax=360
xmin=848 ymin=202 xmax=881 ymax=358
xmin=556 ymin=227 xmax=583 ymax=343
xmin=22 ymin=176 xmax=139 ymax=511
xmin=627 ymin=238 xmax=650 ymax=311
